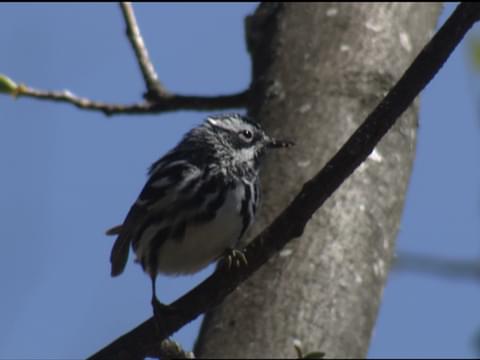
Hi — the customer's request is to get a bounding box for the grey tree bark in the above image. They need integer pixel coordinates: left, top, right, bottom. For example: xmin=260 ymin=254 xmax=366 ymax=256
xmin=195 ymin=3 xmax=442 ymax=358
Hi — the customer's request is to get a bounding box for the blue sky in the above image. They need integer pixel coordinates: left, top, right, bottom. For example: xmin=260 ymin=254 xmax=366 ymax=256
xmin=0 ymin=3 xmax=479 ymax=358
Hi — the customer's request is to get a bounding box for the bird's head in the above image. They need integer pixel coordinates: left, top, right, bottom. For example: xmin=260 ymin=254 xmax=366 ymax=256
xmin=201 ymin=113 xmax=294 ymax=174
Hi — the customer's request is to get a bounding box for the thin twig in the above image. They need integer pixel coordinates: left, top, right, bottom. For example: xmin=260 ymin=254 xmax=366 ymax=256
xmin=119 ymin=2 xmax=168 ymax=100
xmin=15 ymin=85 xmax=249 ymax=116
xmin=88 ymin=3 xmax=480 ymax=360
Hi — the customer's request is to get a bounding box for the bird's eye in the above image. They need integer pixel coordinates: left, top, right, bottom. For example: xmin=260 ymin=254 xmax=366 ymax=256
xmin=240 ymin=130 xmax=253 ymax=142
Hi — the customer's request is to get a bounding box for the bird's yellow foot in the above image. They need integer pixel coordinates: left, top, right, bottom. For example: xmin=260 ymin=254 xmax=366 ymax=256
xmin=221 ymin=248 xmax=248 ymax=270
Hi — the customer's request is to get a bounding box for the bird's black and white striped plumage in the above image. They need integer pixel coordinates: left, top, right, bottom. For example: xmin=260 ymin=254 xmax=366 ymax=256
xmin=108 ymin=113 xmax=292 ymax=303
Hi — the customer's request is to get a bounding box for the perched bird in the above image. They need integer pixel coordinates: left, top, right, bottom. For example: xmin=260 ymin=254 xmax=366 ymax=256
xmin=107 ymin=113 xmax=293 ymax=313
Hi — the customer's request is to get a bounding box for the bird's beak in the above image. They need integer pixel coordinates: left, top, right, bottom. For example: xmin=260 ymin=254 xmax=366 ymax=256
xmin=267 ymin=137 xmax=295 ymax=149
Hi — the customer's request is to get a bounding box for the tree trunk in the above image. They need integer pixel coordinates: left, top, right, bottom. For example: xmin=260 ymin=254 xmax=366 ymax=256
xmin=195 ymin=3 xmax=442 ymax=358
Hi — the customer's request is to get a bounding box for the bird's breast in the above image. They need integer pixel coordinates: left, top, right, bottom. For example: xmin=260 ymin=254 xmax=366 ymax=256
xmin=141 ymin=181 xmax=249 ymax=275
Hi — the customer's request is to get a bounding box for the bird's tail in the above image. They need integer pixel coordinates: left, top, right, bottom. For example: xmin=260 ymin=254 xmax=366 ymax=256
xmin=107 ymin=224 xmax=131 ymax=277
xmin=106 ymin=224 xmax=123 ymax=236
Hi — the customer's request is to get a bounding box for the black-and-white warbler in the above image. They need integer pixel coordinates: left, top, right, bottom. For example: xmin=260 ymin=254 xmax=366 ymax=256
xmin=107 ymin=113 xmax=293 ymax=312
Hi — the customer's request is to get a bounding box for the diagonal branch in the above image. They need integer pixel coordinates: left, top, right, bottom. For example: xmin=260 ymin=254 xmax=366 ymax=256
xmin=88 ymin=3 xmax=480 ymax=360
xmin=119 ymin=2 xmax=168 ymax=100
xmin=14 ymin=85 xmax=249 ymax=116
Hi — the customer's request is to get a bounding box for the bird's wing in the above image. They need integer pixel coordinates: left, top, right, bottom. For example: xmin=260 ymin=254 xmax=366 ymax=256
xmin=108 ymin=159 xmax=203 ymax=276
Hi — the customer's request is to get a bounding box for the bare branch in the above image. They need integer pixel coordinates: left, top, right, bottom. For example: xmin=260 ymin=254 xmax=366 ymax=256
xmin=394 ymin=252 xmax=480 ymax=281
xmin=15 ymin=85 xmax=249 ymax=116
xmin=119 ymin=2 xmax=168 ymax=100
xmin=5 ymin=3 xmax=250 ymax=115
xmin=88 ymin=3 xmax=480 ymax=360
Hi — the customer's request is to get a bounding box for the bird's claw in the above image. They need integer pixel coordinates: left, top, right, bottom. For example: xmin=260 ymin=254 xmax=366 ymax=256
xmin=221 ymin=248 xmax=248 ymax=270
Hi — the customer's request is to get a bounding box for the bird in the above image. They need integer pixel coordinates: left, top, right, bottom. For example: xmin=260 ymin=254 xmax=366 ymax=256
xmin=106 ymin=113 xmax=293 ymax=315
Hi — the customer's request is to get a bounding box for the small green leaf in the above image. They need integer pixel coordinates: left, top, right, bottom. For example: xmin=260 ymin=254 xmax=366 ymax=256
xmin=0 ymin=74 xmax=18 ymax=94
xmin=303 ymin=351 xmax=325 ymax=359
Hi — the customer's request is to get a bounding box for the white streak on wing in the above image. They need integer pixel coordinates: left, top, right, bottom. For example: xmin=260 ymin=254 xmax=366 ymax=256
xmin=207 ymin=117 xmax=218 ymax=126
xmin=155 ymin=183 xmax=245 ymax=275
xmin=178 ymin=167 xmax=201 ymax=191
xmin=146 ymin=165 xmax=200 ymax=211
xmin=150 ymin=164 xmax=200 ymax=192
xmin=150 ymin=159 xmax=187 ymax=176
xmin=150 ymin=177 xmax=171 ymax=188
